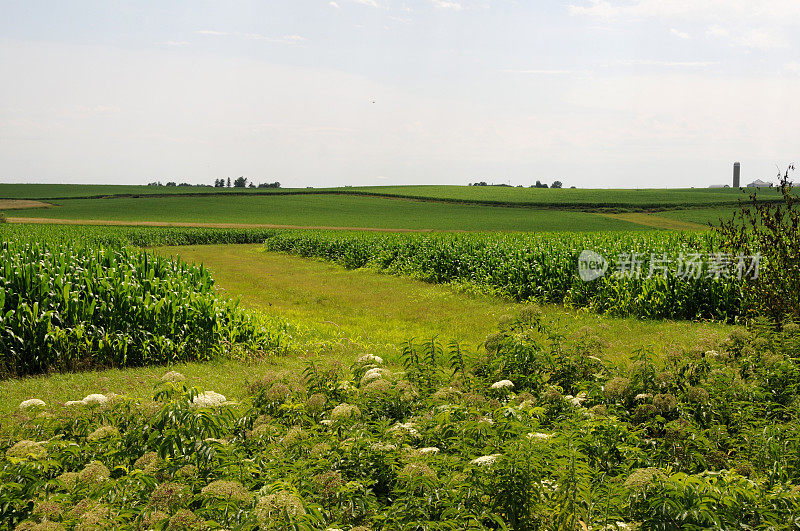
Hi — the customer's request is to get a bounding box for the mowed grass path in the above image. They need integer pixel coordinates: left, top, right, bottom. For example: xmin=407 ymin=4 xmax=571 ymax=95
xmin=9 ymin=195 xmax=648 ymax=231
xmin=599 ymin=212 xmax=709 ymax=231
xmin=653 ymin=206 xmax=739 ymax=227
xmin=160 ymin=245 xmax=734 ymax=367
xmin=2 ymin=244 xmax=735 ymax=419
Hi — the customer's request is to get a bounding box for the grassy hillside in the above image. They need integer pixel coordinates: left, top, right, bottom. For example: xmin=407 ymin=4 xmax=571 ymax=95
xmin=9 ymin=194 xmax=650 ymax=232
xmin=344 ymin=184 xmax=776 ymax=209
xmin=0 ymin=183 xmax=782 ymax=210
xmin=654 ymin=206 xmax=739 ymax=227
xmin=0 ymin=183 xmax=235 ymax=199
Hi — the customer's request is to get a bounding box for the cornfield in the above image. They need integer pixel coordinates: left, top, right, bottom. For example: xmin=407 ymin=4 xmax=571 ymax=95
xmin=261 ymin=230 xmax=747 ymax=321
xmin=0 ymin=224 xmax=279 ymax=248
xmin=0 ymin=228 xmax=276 ymax=377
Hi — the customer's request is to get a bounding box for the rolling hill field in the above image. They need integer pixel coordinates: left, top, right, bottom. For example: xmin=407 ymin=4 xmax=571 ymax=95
xmin=2 ymin=184 xmax=797 ymax=529
xmin=0 ymin=182 xmax=781 ymax=210
xmin=8 ymin=194 xmax=651 ymax=232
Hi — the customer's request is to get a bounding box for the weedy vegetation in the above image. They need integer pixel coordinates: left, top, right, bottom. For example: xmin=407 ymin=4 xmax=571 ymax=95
xmin=716 ymin=166 xmax=799 ymax=324
xmin=3 ymin=315 xmax=800 ymax=529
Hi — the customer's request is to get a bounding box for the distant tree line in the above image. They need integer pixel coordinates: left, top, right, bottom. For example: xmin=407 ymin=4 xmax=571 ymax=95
xmin=146 ymin=178 xmax=281 ymax=189
xmin=213 ymin=177 xmax=281 ymax=189
xmin=147 ymin=181 xmax=210 ymax=187
xmin=469 ymin=180 xmax=565 ymax=188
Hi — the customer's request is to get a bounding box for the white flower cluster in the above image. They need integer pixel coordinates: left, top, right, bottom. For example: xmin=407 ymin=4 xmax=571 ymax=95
xmin=527 ymin=432 xmax=552 ymax=440
xmin=565 ymin=392 xmax=587 ymax=407
xmin=370 ymin=442 xmax=397 ymax=452
xmin=191 ymin=391 xmax=227 ymax=408
xmin=330 ymin=403 xmax=361 ymax=422
xmin=470 ymin=454 xmax=501 ymax=467
xmin=357 ymin=354 xmax=383 ymax=365
xmin=389 ymin=421 xmax=421 ymax=439
xmin=635 ymin=393 xmax=652 ymax=401
xmin=361 ymin=367 xmax=389 ymax=385
xmin=83 ymin=394 xmax=109 ymax=405
xmin=59 ymin=393 xmax=111 ymax=407
xmin=490 ymin=380 xmax=515 ymax=390
xmin=418 ymin=447 xmax=440 ymax=454
xmin=19 ymin=399 xmax=46 ymax=410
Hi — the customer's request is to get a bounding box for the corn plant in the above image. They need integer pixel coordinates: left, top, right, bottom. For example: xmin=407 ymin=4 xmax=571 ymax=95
xmin=261 ymin=229 xmax=748 ymax=321
xmin=0 ymin=235 xmax=276 ymax=376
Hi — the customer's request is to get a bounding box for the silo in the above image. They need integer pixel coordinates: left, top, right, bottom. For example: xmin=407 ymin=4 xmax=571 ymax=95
xmin=733 ymin=162 xmax=740 ymax=188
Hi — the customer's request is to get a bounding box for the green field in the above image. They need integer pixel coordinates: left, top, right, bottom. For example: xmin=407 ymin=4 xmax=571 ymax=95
xmin=654 ymin=206 xmax=742 ymax=227
xmin=2 ymin=186 xmax=798 ymax=529
xmin=0 ymin=184 xmax=268 ymax=199
xmin=5 ymin=245 xmax=732 ymax=417
xmin=344 ymin=184 xmax=777 ymax=209
xmin=5 ymin=226 xmax=800 ymax=529
xmin=0 ymin=182 xmax=782 ymax=210
xmin=3 ymin=182 xmax=775 ymax=234
xmin=9 ymin=194 xmax=651 ymax=231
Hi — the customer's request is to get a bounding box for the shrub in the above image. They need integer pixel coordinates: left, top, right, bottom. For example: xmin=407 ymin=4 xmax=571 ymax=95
xmin=715 ymin=165 xmax=799 ymax=323
xmin=149 ymin=482 xmax=190 ymax=511
xmin=255 ymin=491 xmax=306 ymax=529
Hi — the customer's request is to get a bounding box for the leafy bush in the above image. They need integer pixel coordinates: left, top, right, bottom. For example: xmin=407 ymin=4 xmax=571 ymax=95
xmin=4 ymin=317 xmax=800 ymax=530
xmin=716 ymin=166 xmax=800 ymax=324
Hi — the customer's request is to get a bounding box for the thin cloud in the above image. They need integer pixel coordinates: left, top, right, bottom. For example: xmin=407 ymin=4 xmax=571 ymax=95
xmin=706 ymin=25 xmax=788 ymax=50
xmin=615 ymin=59 xmax=716 ymax=67
xmin=737 ymin=28 xmax=787 ymax=50
xmin=73 ymin=105 xmax=121 ymax=114
xmin=329 ymin=1 xmax=340 ymax=7
xmin=670 ymin=28 xmax=690 ymax=39
xmin=159 ymin=41 xmax=190 ymax=47
xmin=432 ymin=0 xmax=463 ymax=10
xmin=706 ymin=25 xmax=729 ymax=38
xmin=501 ymin=68 xmax=589 ymax=75
xmin=568 ymin=1 xmax=800 ymax=21
xmin=195 ymin=31 xmax=306 ymax=45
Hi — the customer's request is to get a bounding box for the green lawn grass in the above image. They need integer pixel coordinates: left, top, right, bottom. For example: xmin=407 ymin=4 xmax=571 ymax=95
xmin=9 ymin=194 xmax=651 ymax=231
xmin=1 ymin=244 xmax=734 ymax=419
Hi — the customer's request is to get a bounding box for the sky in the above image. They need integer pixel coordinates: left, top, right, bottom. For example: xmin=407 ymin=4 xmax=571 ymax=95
xmin=0 ymin=1 xmax=798 ymax=188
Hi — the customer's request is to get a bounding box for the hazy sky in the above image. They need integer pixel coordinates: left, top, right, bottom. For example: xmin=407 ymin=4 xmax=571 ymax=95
xmin=1 ymin=1 xmax=798 ymax=188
